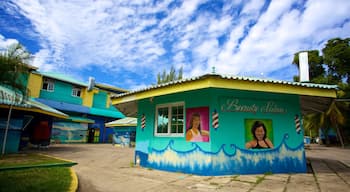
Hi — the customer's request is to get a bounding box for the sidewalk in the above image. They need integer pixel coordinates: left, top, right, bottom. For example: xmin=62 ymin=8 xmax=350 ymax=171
xmin=305 ymin=144 xmax=350 ymax=192
xmin=40 ymin=144 xmax=350 ymax=192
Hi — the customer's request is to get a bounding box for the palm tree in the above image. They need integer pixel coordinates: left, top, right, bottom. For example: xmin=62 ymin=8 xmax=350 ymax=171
xmin=0 ymin=43 xmax=32 ymax=98
xmin=303 ymin=100 xmax=349 ymax=147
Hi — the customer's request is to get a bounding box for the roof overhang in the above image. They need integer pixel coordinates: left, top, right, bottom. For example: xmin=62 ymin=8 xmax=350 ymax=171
xmin=0 ymin=85 xmax=68 ymax=119
xmin=112 ymin=75 xmax=337 ymax=110
xmin=0 ymin=101 xmax=69 ymax=119
xmin=112 ymin=75 xmax=337 ymax=105
xmin=105 ymin=117 xmax=137 ymax=127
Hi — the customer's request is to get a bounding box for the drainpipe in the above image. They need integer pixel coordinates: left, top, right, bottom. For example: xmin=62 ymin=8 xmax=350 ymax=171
xmin=2 ymin=105 xmax=13 ymax=156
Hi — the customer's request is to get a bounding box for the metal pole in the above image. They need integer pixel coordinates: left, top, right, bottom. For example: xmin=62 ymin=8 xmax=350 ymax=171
xmin=2 ymin=105 xmax=13 ymax=156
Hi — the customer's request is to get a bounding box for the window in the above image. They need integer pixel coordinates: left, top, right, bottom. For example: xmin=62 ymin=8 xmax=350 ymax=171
xmin=72 ymin=87 xmax=82 ymax=97
xmin=155 ymin=102 xmax=184 ymax=136
xmin=42 ymin=78 xmax=54 ymax=91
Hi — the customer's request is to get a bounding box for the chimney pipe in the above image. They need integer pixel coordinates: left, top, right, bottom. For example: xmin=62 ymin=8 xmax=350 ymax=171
xmin=298 ymin=52 xmax=309 ymax=82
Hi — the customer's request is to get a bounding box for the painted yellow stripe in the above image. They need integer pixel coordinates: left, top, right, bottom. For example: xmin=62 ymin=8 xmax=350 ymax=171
xmin=106 ymin=123 xmax=137 ymax=127
xmin=69 ymin=167 xmax=79 ymax=192
xmin=0 ymin=104 xmax=68 ymax=119
xmin=112 ymin=76 xmax=337 ymax=104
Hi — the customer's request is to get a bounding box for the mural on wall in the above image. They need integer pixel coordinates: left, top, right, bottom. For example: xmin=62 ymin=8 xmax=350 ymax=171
xmin=0 ymin=118 xmax=23 ymax=130
xmin=134 ymin=94 xmax=305 ymax=176
xmin=245 ymin=119 xmax=274 ymax=149
xmin=186 ymin=107 xmax=210 ymax=142
xmin=51 ymin=122 xmax=88 ymax=143
xmin=140 ymin=134 xmax=305 ymax=176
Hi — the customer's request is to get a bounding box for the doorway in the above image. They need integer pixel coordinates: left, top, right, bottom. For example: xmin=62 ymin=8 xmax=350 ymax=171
xmin=87 ymin=128 xmax=100 ymax=143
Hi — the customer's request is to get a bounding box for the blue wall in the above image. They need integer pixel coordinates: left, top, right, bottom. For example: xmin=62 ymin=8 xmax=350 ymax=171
xmin=0 ymin=118 xmax=23 ymax=154
xmin=134 ymin=88 xmax=306 ymax=175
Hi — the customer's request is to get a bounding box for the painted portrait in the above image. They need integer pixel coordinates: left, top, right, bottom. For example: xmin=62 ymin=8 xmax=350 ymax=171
xmin=186 ymin=107 xmax=210 ymax=142
xmin=245 ymin=119 xmax=274 ymax=149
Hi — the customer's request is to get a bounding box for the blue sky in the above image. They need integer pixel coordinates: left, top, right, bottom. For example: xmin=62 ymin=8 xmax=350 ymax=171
xmin=1 ymin=0 xmax=350 ymax=90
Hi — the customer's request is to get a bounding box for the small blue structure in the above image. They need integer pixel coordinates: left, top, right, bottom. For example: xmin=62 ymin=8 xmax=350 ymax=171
xmin=105 ymin=117 xmax=136 ymax=147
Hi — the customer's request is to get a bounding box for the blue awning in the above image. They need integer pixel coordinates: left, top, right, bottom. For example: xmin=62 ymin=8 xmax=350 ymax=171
xmin=35 ymin=98 xmax=90 ymax=114
xmin=34 ymin=98 xmax=124 ymax=119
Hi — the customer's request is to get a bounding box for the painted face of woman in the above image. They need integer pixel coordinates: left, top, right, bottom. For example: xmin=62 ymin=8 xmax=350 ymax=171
xmin=192 ymin=116 xmax=200 ymax=129
xmin=255 ymin=126 xmax=265 ymax=140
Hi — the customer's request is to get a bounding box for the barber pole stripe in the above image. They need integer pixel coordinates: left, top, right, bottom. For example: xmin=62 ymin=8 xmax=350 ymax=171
xmin=295 ymin=114 xmax=301 ymax=134
xmin=212 ymin=110 xmax=219 ymax=129
xmin=141 ymin=114 xmax=146 ymax=129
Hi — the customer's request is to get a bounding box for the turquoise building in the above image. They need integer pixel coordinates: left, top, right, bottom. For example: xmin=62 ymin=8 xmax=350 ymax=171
xmin=1 ymin=65 xmax=69 ymax=153
xmin=112 ymin=74 xmax=337 ymax=175
xmin=27 ymin=72 xmax=126 ymax=144
xmin=1 ymin=64 xmax=126 ymax=153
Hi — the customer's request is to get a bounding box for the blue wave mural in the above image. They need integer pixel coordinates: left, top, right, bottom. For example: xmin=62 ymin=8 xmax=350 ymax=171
xmin=135 ymin=134 xmax=306 ymax=176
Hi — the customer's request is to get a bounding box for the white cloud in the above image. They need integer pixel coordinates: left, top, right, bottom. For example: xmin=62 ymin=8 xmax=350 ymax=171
xmin=0 ymin=34 xmax=18 ymax=50
xmin=2 ymin=0 xmax=350 ymax=89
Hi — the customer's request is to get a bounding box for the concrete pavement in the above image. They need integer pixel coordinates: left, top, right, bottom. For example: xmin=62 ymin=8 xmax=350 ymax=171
xmin=39 ymin=144 xmax=350 ymax=192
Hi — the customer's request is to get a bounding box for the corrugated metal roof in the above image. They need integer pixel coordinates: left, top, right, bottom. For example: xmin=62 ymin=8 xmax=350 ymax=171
xmin=0 ymin=85 xmax=68 ymax=118
xmin=95 ymin=83 xmax=128 ymax=94
xmin=27 ymin=98 xmax=68 ymax=118
xmin=36 ymin=72 xmax=88 ymax=87
xmin=105 ymin=117 xmax=137 ymax=127
xmin=112 ymin=74 xmax=338 ymax=98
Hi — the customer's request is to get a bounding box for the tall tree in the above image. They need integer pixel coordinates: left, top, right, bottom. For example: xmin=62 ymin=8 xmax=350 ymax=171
xmin=322 ymin=38 xmax=350 ymax=84
xmin=157 ymin=66 xmax=183 ymax=84
xmin=0 ymin=43 xmax=32 ymax=97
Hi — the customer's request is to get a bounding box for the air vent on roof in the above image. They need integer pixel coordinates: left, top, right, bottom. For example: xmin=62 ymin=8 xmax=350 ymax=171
xmin=87 ymin=77 xmax=95 ymax=91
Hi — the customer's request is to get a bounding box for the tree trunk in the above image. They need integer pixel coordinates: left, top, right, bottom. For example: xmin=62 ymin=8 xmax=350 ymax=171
xmin=335 ymin=123 xmax=345 ymax=148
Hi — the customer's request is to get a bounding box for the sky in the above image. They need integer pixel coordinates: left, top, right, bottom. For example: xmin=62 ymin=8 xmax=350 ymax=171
xmin=0 ymin=0 xmax=350 ymax=90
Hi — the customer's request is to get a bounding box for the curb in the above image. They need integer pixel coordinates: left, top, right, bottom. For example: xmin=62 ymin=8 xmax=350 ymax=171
xmin=0 ymin=154 xmax=77 ymax=171
xmin=41 ymin=153 xmax=79 ymax=192
xmin=69 ymin=167 xmax=79 ymax=192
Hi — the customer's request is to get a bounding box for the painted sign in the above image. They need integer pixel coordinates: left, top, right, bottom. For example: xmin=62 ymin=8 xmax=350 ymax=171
xmin=51 ymin=121 xmax=88 ymax=143
xmin=220 ymin=97 xmax=287 ymax=114
xmin=186 ymin=107 xmax=210 ymax=142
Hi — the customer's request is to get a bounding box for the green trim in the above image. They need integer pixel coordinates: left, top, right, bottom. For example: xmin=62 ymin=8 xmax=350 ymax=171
xmin=0 ymin=162 xmax=77 ymax=171
xmin=90 ymin=107 xmax=125 ymax=118
xmin=68 ymin=116 xmax=95 ymax=123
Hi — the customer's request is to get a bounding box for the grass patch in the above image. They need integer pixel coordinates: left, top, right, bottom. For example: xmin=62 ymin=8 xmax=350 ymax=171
xmin=0 ymin=153 xmax=70 ymax=168
xmin=264 ymin=171 xmax=273 ymax=176
xmin=230 ymin=175 xmax=239 ymax=181
xmin=0 ymin=167 xmax=72 ymax=192
xmin=255 ymin=176 xmax=265 ymax=184
xmin=209 ymin=182 xmax=219 ymax=186
xmin=203 ymin=177 xmax=212 ymax=181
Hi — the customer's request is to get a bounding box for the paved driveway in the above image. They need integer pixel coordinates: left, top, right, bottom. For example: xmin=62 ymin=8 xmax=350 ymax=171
xmin=41 ymin=144 xmax=350 ymax=192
